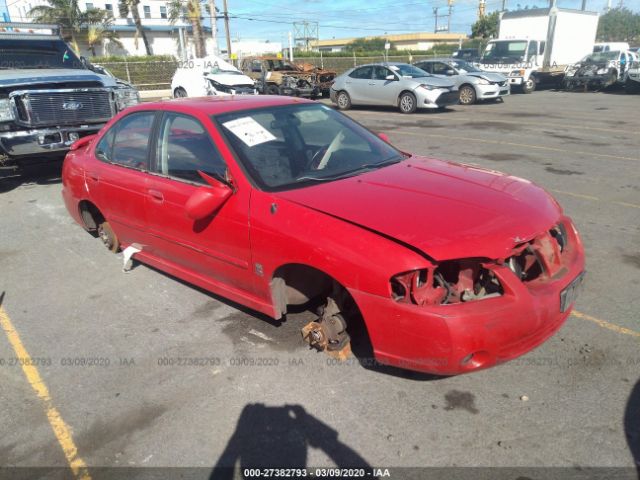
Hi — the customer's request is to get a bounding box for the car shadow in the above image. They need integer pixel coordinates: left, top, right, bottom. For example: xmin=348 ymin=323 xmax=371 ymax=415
xmin=210 ymin=403 xmax=375 ymax=479
xmin=625 ymin=378 xmax=640 ymax=478
xmin=0 ymin=158 xmax=63 ymax=194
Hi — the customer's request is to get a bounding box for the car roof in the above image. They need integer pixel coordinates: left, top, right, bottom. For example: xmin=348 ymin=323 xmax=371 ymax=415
xmin=416 ymin=58 xmax=457 ymax=62
xmin=126 ymin=95 xmax=316 ymax=116
xmin=352 ymin=62 xmax=412 ymax=68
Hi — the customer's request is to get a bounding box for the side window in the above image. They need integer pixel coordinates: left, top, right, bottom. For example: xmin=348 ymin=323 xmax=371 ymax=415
xmin=372 ymin=66 xmax=392 ymax=80
xmin=349 ymin=66 xmax=373 ymax=79
xmin=251 ymin=60 xmax=262 ymax=72
xmin=527 ymin=41 xmax=538 ymax=58
xmin=155 ymin=113 xmax=227 ymax=184
xmin=431 ymin=62 xmax=450 ymax=75
xmin=539 ymin=41 xmax=545 ymax=55
xmin=417 ymin=62 xmax=433 ymax=74
xmin=105 ymin=112 xmax=155 ymax=169
xmin=95 ymin=128 xmax=115 ymax=162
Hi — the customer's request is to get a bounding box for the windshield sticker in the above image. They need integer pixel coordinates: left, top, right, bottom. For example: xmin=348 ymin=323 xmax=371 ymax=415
xmin=222 ymin=117 xmax=276 ymax=147
xmin=63 ymin=50 xmax=70 ymax=62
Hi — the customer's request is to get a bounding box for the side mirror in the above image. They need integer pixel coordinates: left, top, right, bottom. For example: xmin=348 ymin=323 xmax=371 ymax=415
xmin=385 ymin=74 xmax=397 ymax=81
xmin=378 ymin=132 xmax=390 ymax=143
xmin=185 ymin=172 xmax=233 ymax=220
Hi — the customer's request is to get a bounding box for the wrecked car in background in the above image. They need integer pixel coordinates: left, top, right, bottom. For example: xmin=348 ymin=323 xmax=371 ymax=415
xmin=625 ymin=60 xmax=640 ymax=93
xmin=62 ymin=96 xmax=585 ymax=376
xmin=239 ymin=56 xmax=335 ymax=97
xmin=0 ymin=23 xmax=139 ymax=179
xmin=564 ymin=50 xmax=639 ymax=90
xmin=171 ymin=55 xmax=257 ymax=98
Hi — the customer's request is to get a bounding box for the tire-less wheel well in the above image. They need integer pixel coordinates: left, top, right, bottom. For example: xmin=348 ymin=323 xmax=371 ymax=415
xmin=78 ymin=200 xmax=104 ymax=232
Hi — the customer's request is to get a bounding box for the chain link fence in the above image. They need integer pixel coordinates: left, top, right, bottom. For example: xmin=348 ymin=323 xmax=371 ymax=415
xmin=100 ymin=53 xmax=452 ymax=91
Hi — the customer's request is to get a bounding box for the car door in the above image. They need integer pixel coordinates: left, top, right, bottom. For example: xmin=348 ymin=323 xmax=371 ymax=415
xmin=344 ymin=66 xmax=373 ymax=104
xmin=144 ymin=111 xmax=253 ymax=293
xmin=87 ymin=110 xmax=157 ymax=247
xmin=369 ymin=66 xmax=402 ymax=106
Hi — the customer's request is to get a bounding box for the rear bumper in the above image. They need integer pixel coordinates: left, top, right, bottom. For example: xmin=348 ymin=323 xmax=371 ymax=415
xmin=350 ymin=221 xmax=586 ymax=375
xmin=0 ymin=124 xmax=102 ymax=158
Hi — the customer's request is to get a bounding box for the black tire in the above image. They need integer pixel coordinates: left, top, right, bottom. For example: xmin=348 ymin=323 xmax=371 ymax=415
xmin=98 ymin=221 xmax=119 ymax=253
xmin=266 ymin=84 xmax=280 ymax=95
xmin=398 ymin=92 xmax=417 ymax=114
xmin=458 ymin=84 xmax=477 ymax=105
xmin=173 ymin=87 xmax=187 ymax=98
xmin=336 ymin=91 xmax=352 ymax=110
xmin=522 ymin=76 xmax=536 ymax=94
xmin=626 ymin=78 xmax=640 ymax=94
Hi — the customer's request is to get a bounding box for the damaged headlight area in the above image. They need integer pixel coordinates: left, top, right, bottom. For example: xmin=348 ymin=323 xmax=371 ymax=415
xmin=506 ymin=222 xmax=569 ymax=281
xmin=0 ymin=98 xmax=15 ymax=122
xmin=114 ymin=87 xmax=140 ymax=111
xmin=390 ymin=259 xmax=503 ymax=306
xmin=209 ymin=79 xmax=233 ymax=94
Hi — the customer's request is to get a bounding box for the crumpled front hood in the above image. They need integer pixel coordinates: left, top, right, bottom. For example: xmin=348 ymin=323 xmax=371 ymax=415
xmin=204 ymin=72 xmax=255 ymax=87
xmin=0 ymin=69 xmax=116 ymax=87
xmin=574 ymin=62 xmax=610 ymax=76
xmin=276 ymin=156 xmax=561 ymax=261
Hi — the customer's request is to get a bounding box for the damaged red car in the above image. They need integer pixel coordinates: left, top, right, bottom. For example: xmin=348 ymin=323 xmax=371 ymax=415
xmin=61 ymin=96 xmax=585 ymax=375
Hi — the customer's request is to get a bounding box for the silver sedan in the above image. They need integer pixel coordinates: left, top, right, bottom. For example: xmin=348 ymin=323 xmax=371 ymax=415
xmin=330 ymin=63 xmax=458 ymax=113
xmin=414 ymin=58 xmax=509 ymax=105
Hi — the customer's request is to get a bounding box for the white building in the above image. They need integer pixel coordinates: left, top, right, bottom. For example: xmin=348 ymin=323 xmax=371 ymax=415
xmin=230 ymin=39 xmax=282 ymax=58
xmin=5 ymin=0 xmax=216 ymax=58
xmin=312 ymin=32 xmax=467 ymax=53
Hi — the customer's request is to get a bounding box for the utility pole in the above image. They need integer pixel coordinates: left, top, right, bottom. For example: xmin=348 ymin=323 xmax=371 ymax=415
xmin=447 ymin=0 xmax=453 ymax=33
xmin=222 ymin=0 xmax=231 ymax=57
xmin=501 ymin=0 xmax=507 ymax=11
xmin=208 ymin=0 xmax=217 ymax=55
xmin=288 ymin=31 xmax=293 ymax=61
xmin=433 ymin=7 xmax=439 ymax=33
xmin=580 ymin=0 xmax=586 ymax=9
xmin=478 ymin=0 xmax=486 ymax=18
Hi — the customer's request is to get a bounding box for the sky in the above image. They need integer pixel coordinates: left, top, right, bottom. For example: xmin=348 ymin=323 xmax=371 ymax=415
xmin=214 ymin=0 xmax=638 ymax=45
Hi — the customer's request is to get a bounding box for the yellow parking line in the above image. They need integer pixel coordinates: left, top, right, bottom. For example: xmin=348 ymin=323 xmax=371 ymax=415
xmin=395 ymin=131 xmax=640 ymax=162
xmin=571 ymin=310 xmax=640 ymax=338
xmin=550 ymin=189 xmax=640 ymax=210
xmin=0 ymin=302 xmax=91 ymax=480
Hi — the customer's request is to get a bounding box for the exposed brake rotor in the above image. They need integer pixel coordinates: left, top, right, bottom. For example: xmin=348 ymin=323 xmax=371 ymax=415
xmin=301 ymin=298 xmax=351 ymax=361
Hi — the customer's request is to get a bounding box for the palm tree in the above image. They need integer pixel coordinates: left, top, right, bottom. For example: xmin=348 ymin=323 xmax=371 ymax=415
xmin=85 ymin=21 xmax=123 ymax=56
xmin=118 ymin=0 xmax=152 ymax=55
xmin=29 ymin=0 xmax=85 ymax=52
xmin=167 ymin=0 xmax=206 ymax=58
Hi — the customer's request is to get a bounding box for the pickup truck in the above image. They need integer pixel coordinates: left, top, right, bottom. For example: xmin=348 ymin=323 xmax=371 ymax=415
xmin=0 ymin=23 xmax=139 ymax=178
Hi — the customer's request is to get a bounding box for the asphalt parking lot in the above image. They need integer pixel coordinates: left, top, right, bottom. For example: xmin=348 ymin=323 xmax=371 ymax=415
xmin=1 ymin=90 xmax=639 ymax=479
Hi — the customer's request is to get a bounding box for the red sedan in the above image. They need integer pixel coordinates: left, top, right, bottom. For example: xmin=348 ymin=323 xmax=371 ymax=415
xmin=62 ymin=96 xmax=585 ymax=375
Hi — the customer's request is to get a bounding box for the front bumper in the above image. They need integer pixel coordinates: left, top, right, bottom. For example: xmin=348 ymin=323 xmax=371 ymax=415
xmin=349 ymin=219 xmax=586 ymax=375
xmin=508 ymin=76 xmax=524 ymax=86
xmin=0 ymin=124 xmax=103 ymax=158
xmin=416 ymin=88 xmax=459 ymax=109
xmin=477 ymin=82 xmax=510 ymax=99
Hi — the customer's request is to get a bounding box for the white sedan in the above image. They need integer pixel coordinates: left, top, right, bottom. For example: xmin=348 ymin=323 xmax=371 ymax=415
xmin=171 ymin=55 xmax=257 ymax=98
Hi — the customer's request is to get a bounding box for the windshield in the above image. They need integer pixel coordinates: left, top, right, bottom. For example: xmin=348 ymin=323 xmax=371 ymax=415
xmin=215 ymin=103 xmax=404 ymax=191
xmin=266 ymin=59 xmax=297 ymax=71
xmin=580 ymin=51 xmax=619 ymax=63
xmin=0 ymin=39 xmax=83 ymax=69
xmin=388 ymin=64 xmax=429 ymax=78
xmin=482 ymin=41 xmax=527 ymax=62
xmin=449 ymin=59 xmax=481 ymax=73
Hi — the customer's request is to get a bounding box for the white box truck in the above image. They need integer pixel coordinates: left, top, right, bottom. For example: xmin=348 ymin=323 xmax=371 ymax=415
xmin=479 ymin=7 xmax=599 ymax=93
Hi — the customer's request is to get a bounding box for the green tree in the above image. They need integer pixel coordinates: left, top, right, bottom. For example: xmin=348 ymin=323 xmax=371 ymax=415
xmin=85 ymin=18 xmax=123 ymax=56
xmin=167 ymin=0 xmax=206 ymax=58
xmin=29 ymin=0 xmax=109 ymax=53
xmin=597 ymin=7 xmax=640 ymax=42
xmin=471 ymin=11 xmax=500 ymax=39
xmin=345 ymin=37 xmax=395 ymax=53
xmin=118 ymin=0 xmax=152 ymax=55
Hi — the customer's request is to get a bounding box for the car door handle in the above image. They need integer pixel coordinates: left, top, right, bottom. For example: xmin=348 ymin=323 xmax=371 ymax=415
xmin=345 ymin=81 xmax=352 ymax=84
xmin=148 ymin=189 xmax=164 ymax=203
xmin=87 ymin=172 xmax=99 ymax=182
xmin=368 ymin=82 xmax=377 ymax=85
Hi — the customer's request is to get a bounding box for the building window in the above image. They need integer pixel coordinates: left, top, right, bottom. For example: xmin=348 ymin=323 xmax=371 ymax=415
xmin=85 ymin=2 xmax=93 ymax=9
xmin=105 ymin=3 xmax=113 ymax=15
xmin=143 ymin=5 xmax=150 ymax=18
xmin=160 ymin=6 xmax=166 ymax=19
